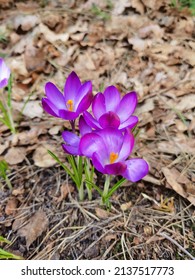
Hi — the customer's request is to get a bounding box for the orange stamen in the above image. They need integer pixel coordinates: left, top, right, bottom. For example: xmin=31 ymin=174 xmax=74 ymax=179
xmin=109 ymin=152 xmax=118 ymax=164
xmin=66 ymin=99 xmax=74 ymax=111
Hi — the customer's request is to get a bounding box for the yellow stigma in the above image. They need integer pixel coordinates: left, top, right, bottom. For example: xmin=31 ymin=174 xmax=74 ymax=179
xmin=66 ymin=99 xmax=74 ymax=111
xmin=109 ymin=152 xmax=118 ymax=164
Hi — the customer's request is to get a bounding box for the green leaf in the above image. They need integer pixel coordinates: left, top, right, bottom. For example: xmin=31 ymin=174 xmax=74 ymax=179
xmin=0 ymin=248 xmax=23 ymax=260
xmin=67 ymin=155 xmax=81 ymax=187
xmin=0 ymin=100 xmax=13 ymax=131
xmin=105 ymin=178 xmax=127 ymax=199
xmin=0 ymin=160 xmax=8 ymax=180
xmin=48 ymin=150 xmax=74 ymax=179
xmin=7 ymin=74 xmax=12 ymax=108
xmin=85 ymin=179 xmax=102 ymax=196
xmin=77 ymin=155 xmax=83 ymax=183
xmin=47 ymin=150 xmax=81 ymax=188
xmin=0 ymin=236 xmax=11 ymax=244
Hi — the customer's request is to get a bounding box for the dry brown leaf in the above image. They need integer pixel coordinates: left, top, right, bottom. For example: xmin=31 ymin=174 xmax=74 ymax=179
xmin=12 ymin=209 xmax=27 ymax=232
xmin=162 ymin=167 xmax=195 ymax=206
xmin=143 ymin=0 xmax=168 ymax=10
xmin=183 ymin=49 xmax=195 ymax=66
xmin=48 ymin=126 xmax=62 ymax=135
xmin=13 ymin=100 xmax=43 ymax=119
xmin=175 ymin=94 xmax=195 ymax=111
xmin=33 ymin=144 xmax=57 ymax=167
xmin=144 ymin=225 xmax=152 ymax=236
xmin=12 ymin=187 xmax=25 ymax=196
xmin=12 ymin=127 xmax=45 ymax=146
xmin=23 ymin=101 xmax=44 ymax=119
xmin=168 ymin=168 xmax=194 ymax=194
xmin=104 ymin=233 xmax=117 ymax=242
xmin=113 ymin=0 xmax=131 ymax=15
xmin=143 ymin=175 xmax=161 ymax=186
xmin=136 ymin=98 xmax=155 ymax=114
xmin=4 ymin=147 xmax=26 ymax=165
xmin=189 ymin=118 xmax=195 ymax=131
xmin=131 ymin=0 xmax=145 ymax=14
xmin=17 ymin=208 xmax=48 ymax=248
xmin=56 ymin=184 xmax=74 ymax=203
xmin=13 ymin=14 xmax=40 ymax=31
xmin=80 ymin=0 xmax=109 ymax=10
xmin=158 ymin=138 xmax=195 ymax=155
xmin=76 ymin=52 xmax=96 ymax=71
xmin=95 ymin=208 xmax=109 ymax=219
xmin=12 ymin=84 xmax=27 ymax=101
xmin=9 ymin=56 xmax=28 ymax=76
xmin=120 ymin=201 xmax=132 ymax=211
xmin=42 ymin=13 xmax=61 ymax=29
xmin=128 ymin=37 xmax=150 ymax=52
xmin=133 ymin=236 xmax=142 ymax=245
xmin=0 ymin=0 xmax=13 ymax=7
xmin=0 ymin=142 xmax=9 ymax=155
xmin=15 ymin=1 xmax=39 ymax=10
xmin=39 ymin=23 xmax=69 ymax=43
xmin=24 ymin=43 xmax=45 ymax=72
xmin=138 ymin=24 xmax=164 ymax=39
xmin=175 ymin=120 xmax=187 ymax=132
xmin=5 ymin=197 xmax=19 ymax=215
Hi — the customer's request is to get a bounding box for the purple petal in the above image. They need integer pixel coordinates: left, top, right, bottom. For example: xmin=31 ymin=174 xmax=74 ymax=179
xmin=105 ymin=162 xmax=127 ymax=175
xmin=74 ymin=81 xmax=92 ymax=109
xmin=104 ymin=86 xmax=121 ymax=112
xmin=121 ymin=158 xmax=149 ymax=182
xmin=99 ymin=112 xmax=120 ymax=128
xmin=58 ymin=109 xmax=78 ymax=120
xmin=62 ymin=144 xmax=80 ymax=156
xmin=45 ymin=82 xmax=66 ymax=109
xmin=62 ymin=131 xmax=80 ymax=145
xmin=97 ymin=128 xmax=124 ymax=155
xmin=76 ymin=93 xmax=93 ymax=115
xmin=62 ymin=131 xmax=80 ymax=155
xmin=116 ymin=92 xmax=137 ymax=122
xmin=0 ymin=58 xmax=10 ymax=88
xmin=92 ymin=152 xmax=106 ymax=173
xmin=79 ymin=116 xmax=92 ymax=136
xmin=64 ymin=71 xmax=81 ymax=102
xmin=119 ymin=115 xmax=138 ymax=130
xmin=42 ymin=98 xmax=59 ymax=117
xmin=118 ymin=130 xmax=134 ymax=161
xmin=0 ymin=78 xmax=9 ymax=88
xmin=79 ymin=132 xmax=106 ymax=158
xmin=92 ymin=93 xmax=106 ymax=120
xmin=83 ymin=111 xmax=101 ymax=129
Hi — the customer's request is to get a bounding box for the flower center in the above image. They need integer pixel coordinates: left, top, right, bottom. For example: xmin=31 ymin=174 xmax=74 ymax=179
xmin=66 ymin=99 xmax=74 ymax=111
xmin=109 ymin=152 xmax=118 ymax=164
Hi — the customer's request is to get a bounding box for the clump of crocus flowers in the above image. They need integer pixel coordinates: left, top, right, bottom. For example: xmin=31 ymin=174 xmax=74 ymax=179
xmin=42 ymin=71 xmax=149 ymax=206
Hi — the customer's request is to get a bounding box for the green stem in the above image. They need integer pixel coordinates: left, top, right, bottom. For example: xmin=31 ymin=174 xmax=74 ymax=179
xmin=103 ymin=175 xmax=111 ymax=198
xmin=7 ymin=105 xmax=16 ymax=134
xmin=84 ymin=158 xmax=93 ymax=200
xmin=0 ymin=90 xmax=16 ymax=134
xmin=6 ymin=75 xmax=16 ymax=134
xmin=5 ymin=176 xmax=12 ymax=190
xmin=78 ymin=181 xmax=84 ymax=201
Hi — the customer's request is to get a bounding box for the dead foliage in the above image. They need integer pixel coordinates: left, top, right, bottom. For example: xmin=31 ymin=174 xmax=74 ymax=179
xmin=0 ymin=0 xmax=195 ymax=260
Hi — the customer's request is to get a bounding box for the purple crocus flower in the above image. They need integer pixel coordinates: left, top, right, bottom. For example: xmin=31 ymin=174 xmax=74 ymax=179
xmin=62 ymin=116 xmax=92 ymax=156
xmin=0 ymin=58 xmax=10 ymax=89
xmin=83 ymin=86 xmax=138 ymax=130
xmin=79 ymin=128 xmax=149 ymax=182
xmin=42 ymin=71 xmax=93 ymax=120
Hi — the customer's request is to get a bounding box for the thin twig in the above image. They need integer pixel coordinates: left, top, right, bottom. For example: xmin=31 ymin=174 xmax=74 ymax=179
xmin=158 ymin=232 xmax=195 ymax=260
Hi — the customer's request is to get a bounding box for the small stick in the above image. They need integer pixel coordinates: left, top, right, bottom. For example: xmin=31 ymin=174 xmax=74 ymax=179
xmin=158 ymin=231 xmax=195 ymax=260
